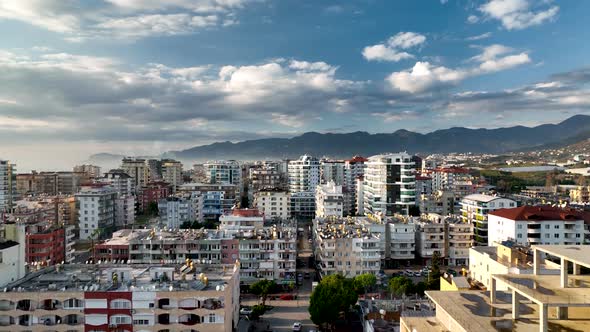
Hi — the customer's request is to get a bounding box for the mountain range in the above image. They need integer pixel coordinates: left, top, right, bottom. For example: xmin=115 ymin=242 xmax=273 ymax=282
xmin=87 ymin=114 xmax=590 ymax=167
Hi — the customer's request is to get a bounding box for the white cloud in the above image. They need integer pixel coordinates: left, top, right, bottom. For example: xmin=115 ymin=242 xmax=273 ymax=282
xmin=387 ymin=44 xmax=531 ymax=93
xmin=363 ymin=32 xmax=425 ymax=62
xmin=467 ymin=15 xmax=480 ymax=23
xmin=387 ymin=62 xmax=468 ymax=93
xmin=0 ymin=0 xmax=255 ymax=41
xmin=270 ymin=113 xmax=305 ymax=127
xmin=479 ymin=0 xmax=559 ymax=30
xmin=466 ymin=32 xmax=492 ymax=41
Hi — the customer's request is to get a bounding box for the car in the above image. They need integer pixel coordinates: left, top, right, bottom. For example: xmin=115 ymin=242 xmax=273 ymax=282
xmin=404 ymin=270 xmax=413 ymax=276
xmin=239 ymin=306 xmax=252 ymax=315
xmin=304 ymin=272 xmax=310 ymax=279
xmin=293 ymin=322 xmax=302 ymax=331
xmin=413 ymin=271 xmax=422 ymax=277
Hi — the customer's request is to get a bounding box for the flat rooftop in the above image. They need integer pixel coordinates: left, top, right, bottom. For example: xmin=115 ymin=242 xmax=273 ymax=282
xmin=533 ymin=245 xmax=590 ymax=268
xmin=493 ymin=274 xmax=590 ymax=305
xmin=426 ymin=290 xmax=590 ymax=332
xmin=6 ymin=263 xmax=237 ymax=293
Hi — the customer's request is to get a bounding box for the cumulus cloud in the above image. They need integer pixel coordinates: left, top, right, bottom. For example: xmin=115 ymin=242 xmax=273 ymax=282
xmin=479 ymin=0 xmax=559 ymax=30
xmin=0 ymin=0 xmax=256 ymax=41
xmin=387 ymin=44 xmax=530 ymax=93
xmin=363 ymin=32 xmax=426 ymax=62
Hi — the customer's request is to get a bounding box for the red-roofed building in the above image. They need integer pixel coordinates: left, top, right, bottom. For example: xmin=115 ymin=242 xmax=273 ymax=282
xmin=488 ymin=206 xmax=588 ymax=246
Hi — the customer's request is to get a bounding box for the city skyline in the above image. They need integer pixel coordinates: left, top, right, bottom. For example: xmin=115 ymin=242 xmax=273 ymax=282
xmin=1 ymin=0 xmax=590 ymax=170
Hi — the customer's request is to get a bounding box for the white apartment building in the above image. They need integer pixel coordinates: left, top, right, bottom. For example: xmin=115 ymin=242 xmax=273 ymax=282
xmin=120 ymin=158 xmax=149 ymax=192
xmin=102 ymin=169 xmax=135 ymax=196
xmin=387 ymin=220 xmax=416 ymax=265
xmin=415 ymin=221 xmax=445 ymax=265
xmin=344 ymin=156 xmax=367 ymax=216
xmin=76 ymin=185 xmax=118 ymax=240
xmin=0 ymin=160 xmax=17 ymax=213
xmin=363 ymin=153 xmax=416 ymax=216
xmin=315 ymin=181 xmax=344 ymax=218
xmin=253 ymin=189 xmax=290 ymax=219
xmin=115 ymin=195 xmax=135 ymax=227
xmin=158 ymin=194 xmax=203 ymax=229
xmin=320 ymin=159 xmax=345 ymax=185
xmin=288 ymin=155 xmax=320 ymax=193
xmin=447 ymin=221 xmax=474 ymax=266
xmin=204 ymin=160 xmax=242 ymax=189
xmin=0 ymin=241 xmax=23 ymax=287
xmin=162 ymin=159 xmax=183 ymax=193
xmin=313 ymin=217 xmax=381 ymax=277
xmin=460 ymin=194 xmax=516 ymax=246
xmin=431 ymin=167 xmax=472 ymax=191
xmin=488 ymin=206 xmax=587 ymax=246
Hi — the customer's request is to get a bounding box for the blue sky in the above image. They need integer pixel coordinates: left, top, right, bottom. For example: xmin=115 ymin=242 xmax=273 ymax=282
xmin=0 ymin=0 xmax=589 ymax=170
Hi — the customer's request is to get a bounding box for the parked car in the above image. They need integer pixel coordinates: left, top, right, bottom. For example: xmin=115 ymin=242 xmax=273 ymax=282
xmin=293 ymin=322 xmax=302 ymax=331
xmin=280 ymin=294 xmax=295 ymax=300
xmin=413 ymin=271 xmax=422 ymax=277
xmin=240 ymin=306 xmax=252 ymax=315
xmin=304 ymin=272 xmax=310 ymax=279
xmin=404 ymin=270 xmax=413 ymax=277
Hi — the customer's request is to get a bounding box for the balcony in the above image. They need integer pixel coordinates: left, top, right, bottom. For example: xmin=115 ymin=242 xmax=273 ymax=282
xmin=179 ymin=314 xmax=201 ymax=326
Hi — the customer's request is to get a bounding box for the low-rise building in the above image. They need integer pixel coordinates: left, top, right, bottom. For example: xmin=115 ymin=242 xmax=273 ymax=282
xmin=488 ymin=206 xmax=587 ymax=246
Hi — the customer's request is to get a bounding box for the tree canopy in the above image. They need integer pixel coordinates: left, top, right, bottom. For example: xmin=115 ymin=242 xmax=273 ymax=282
xmin=388 ymin=276 xmax=413 ymax=297
xmin=309 ymin=275 xmax=358 ymax=330
xmin=250 ymin=279 xmax=277 ymax=306
xmin=354 ymin=273 xmax=377 ymax=294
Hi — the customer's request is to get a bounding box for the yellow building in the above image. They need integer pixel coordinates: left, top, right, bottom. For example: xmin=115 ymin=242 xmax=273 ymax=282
xmin=440 ymin=275 xmax=470 ymax=291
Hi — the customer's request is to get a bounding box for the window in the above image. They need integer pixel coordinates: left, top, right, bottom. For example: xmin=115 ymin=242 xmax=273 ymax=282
xmin=111 ymin=315 xmax=131 ymax=324
xmin=133 ymin=319 xmax=149 ymax=325
xmin=517 ymin=224 xmax=523 ymax=229
xmin=545 ymin=224 xmax=550 ymax=229
xmin=111 ymin=299 xmax=131 ymax=309
xmin=554 ymin=234 xmax=559 ymax=238
xmin=545 ymin=234 xmax=550 ymax=238
xmin=208 ymin=313 xmax=216 ymax=323
xmin=517 ymin=234 xmax=523 ymax=238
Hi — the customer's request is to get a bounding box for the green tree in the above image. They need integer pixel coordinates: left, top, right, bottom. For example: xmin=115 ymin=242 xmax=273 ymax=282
xmin=309 ymin=275 xmax=358 ymax=330
xmin=413 ymin=281 xmax=427 ymax=296
xmin=180 ymin=221 xmax=193 ymax=229
xmin=354 ymin=273 xmax=377 ymax=295
xmin=250 ymin=304 xmax=267 ymax=320
xmin=427 ymin=251 xmax=442 ymax=290
xmin=146 ymin=201 xmax=159 ymax=216
xmin=388 ymin=276 xmax=413 ymax=297
xmin=250 ymin=279 xmax=276 ymax=306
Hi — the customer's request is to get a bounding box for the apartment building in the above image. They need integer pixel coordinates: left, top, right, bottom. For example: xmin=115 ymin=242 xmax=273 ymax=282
xmin=158 ymin=194 xmax=203 ymax=229
xmin=288 ymin=155 xmax=320 ymax=193
xmin=249 ymin=162 xmax=286 ymax=192
xmin=313 ymin=217 xmax=381 ymax=277
xmin=363 ymin=153 xmax=416 ymax=216
xmin=138 ymin=181 xmax=171 ymax=213
xmin=179 ymin=183 xmax=238 ymax=221
xmin=0 ymin=224 xmax=25 ymax=287
xmin=115 ymin=195 xmax=135 ymax=227
xmin=0 ymin=160 xmax=17 ymax=213
xmin=204 ymin=160 xmax=242 ymax=194
xmin=488 ymin=206 xmax=587 ymax=246
xmin=253 ymin=188 xmax=290 ymax=220
xmin=0 ymin=263 xmax=240 ymax=332
xmin=418 ymin=190 xmax=455 ymax=216
xmin=102 ymin=169 xmax=135 ymax=196
xmin=121 ymin=157 xmax=149 ymax=192
xmin=161 ymin=159 xmax=183 ymax=193
xmin=95 ymin=219 xmax=296 ymax=285
xmin=76 ymin=185 xmax=118 ymax=240
xmin=16 ymin=171 xmax=91 ymax=196
xmin=146 ymin=158 xmax=163 ymax=181
xmin=290 ymin=191 xmax=315 ymax=219
xmin=414 ymin=217 xmax=473 ymax=266
xmin=315 ymin=181 xmax=344 ymax=218
xmin=430 ymin=167 xmax=472 ymax=192
xmin=447 ymin=221 xmax=474 ymax=267
xmin=343 ymin=156 xmax=367 ymax=216
xmin=73 ymin=164 xmax=102 ymax=178
xmin=460 ymin=194 xmax=517 ymax=246
xmin=320 ymin=159 xmax=345 ymax=185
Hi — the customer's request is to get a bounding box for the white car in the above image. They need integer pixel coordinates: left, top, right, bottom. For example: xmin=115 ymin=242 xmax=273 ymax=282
xmin=239 ymin=307 xmax=252 ymax=315
xmin=293 ymin=322 xmax=302 ymax=331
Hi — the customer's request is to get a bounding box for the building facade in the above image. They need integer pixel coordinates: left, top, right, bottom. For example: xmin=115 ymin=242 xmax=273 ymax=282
xmin=0 ymin=160 xmax=17 ymax=213
xmin=288 ymin=155 xmax=320 ymax=193
xmin=315 ymin=181 xmax=344 ymax=218
xmin=363 ymin=153 xmax=416 ymax=216
xmin=76 ymin=185 xmax=118 ymax=240
xmin=253 ymin=188 xmax=291 ymax=220
xmin=460 ymin=194 xmax=516 ymax=246
xmin=161 ymin=159 xmax=183 ymax=193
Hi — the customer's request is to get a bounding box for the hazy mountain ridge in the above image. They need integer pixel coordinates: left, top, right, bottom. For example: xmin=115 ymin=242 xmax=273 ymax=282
xmin=87 ymin=115 xmax=590 ymax=165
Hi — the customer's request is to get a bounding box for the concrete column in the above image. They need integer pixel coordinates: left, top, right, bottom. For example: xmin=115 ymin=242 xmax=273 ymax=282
xmin=539 ymin=304 xmax=548 ymax=332
xmin=557 ymin=306 xmax=568 ymax=319
xmin=512 ymin=290 xmax=521 ymax=319
xmin=560 ymin=258 xmax=568 ymax=288
xmin=573 ymin=263 xmax=581 ymax=275
xmin=490 ymin=277 xmax=496 ymax=304
xmin=533 ymin=249 xmax=540 ymax=275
